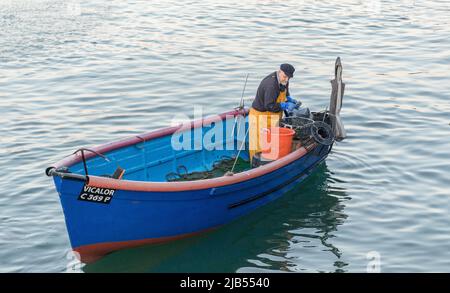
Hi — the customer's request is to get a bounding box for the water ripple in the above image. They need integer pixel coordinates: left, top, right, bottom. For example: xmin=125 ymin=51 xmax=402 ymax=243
xmin=1 ymin=0 xmax=450 ymax=272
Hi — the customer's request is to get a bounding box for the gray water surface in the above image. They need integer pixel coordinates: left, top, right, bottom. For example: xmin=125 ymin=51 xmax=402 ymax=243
xmin=1 ymin=0 xmax=450 ymax=272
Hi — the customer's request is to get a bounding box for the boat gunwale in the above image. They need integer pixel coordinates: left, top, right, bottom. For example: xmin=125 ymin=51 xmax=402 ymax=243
xmin=47 ymin=107 xmax=317 ymax=192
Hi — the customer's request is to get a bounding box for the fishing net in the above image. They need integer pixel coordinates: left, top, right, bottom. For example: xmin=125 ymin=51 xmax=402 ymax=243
xmin=281 ymin=111 xmax=335 ymax=147
xmin=280 ymin=116 xmax=315 ymax=141
xmin=166 ymin=157 xmax=251 ymax=182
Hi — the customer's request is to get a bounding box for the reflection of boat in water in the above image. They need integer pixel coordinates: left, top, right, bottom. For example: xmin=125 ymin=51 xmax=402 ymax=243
xmin=83 ymin=163 xmax=350 ymax=273
xmin=46 ymin=58 xmax=347 ymax=263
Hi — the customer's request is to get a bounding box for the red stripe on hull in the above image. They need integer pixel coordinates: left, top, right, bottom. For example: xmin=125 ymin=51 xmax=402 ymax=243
xmin=73 ymin=226 xmax=219 ymax=263
xmin=86 ymin=144 xmax=313 ymax=192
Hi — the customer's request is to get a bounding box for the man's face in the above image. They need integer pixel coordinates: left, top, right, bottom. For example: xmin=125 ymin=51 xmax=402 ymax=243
xmin=279 ymin=70 xmax=290 ymax=85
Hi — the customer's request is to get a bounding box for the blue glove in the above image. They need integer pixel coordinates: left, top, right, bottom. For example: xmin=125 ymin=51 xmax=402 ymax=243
xmin=286 ymin=96 xmax=297 ymax=104
xmin=287 ymin=96 xmax=301 ymax=109
xmin=280 ymin=102 xmax=296 ymax=111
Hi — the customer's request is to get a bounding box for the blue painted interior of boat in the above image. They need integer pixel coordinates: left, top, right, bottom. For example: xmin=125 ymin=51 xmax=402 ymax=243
xmin=69 ymin=116 xmax=249 ymax=182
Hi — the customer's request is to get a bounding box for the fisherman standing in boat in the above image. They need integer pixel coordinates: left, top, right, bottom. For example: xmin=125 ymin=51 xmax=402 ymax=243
xmin=249 ymin=63 xmax=299 ymax=162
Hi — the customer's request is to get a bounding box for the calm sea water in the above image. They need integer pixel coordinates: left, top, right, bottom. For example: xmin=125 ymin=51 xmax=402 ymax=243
xmin=1 ymin=0 xmax=449 ymax=272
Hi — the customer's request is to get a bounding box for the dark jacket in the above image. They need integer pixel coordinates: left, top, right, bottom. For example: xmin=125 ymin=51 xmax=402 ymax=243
xmin=251 ymin=71 xmax=290 ymax=112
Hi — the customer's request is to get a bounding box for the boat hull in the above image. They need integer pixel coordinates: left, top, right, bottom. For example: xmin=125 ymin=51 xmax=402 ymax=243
xmin=53 ymin=144 xmax=331 ymax=263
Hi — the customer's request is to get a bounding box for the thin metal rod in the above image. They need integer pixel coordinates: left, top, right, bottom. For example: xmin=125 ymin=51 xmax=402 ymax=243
xmin=231 ymin=73 xmax=250 ymax=138
xmin=239 ymin=73 xmax=249 ymax=109
xmin=230 ymin=126 xmax=250 ymax=174
xmin=74 ymin=148 xmax=111 ymax=177
xmin=81 ymin=149 xmax=88 ymax=176
xmin=74 ymin=148 xmax=110 ymax=162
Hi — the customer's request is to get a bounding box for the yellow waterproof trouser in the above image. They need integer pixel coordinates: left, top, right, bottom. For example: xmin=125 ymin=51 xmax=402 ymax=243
xmin=249 ymin=90 xmax=286 ymax=162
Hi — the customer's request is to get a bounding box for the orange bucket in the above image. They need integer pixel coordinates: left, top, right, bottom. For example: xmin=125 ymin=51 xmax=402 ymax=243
xmin=260 ymin=127 xmax=295 ymax=160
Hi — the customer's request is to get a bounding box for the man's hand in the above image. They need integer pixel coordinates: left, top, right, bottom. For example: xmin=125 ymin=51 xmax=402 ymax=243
xmin=287 ymin=96 xmax=302 ymax=108
xmin=280 ymin=102 xmax=296 ymax=112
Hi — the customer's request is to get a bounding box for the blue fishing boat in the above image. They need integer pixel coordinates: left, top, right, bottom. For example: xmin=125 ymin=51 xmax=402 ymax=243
xmin=46 ymin=58 xmax=346 ymax=263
